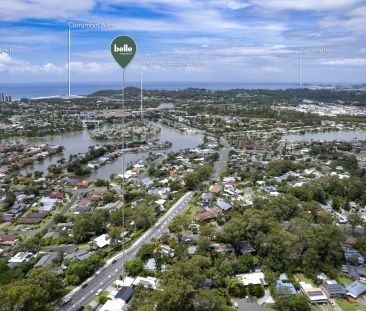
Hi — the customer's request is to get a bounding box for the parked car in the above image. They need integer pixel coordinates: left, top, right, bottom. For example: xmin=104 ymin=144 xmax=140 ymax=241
xmin=81 ymin=283 xmax=88 ymax=288
xmin=95 ymin=289 xmax=102 ymax=296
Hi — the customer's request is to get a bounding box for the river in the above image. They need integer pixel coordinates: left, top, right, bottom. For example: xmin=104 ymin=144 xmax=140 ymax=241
xmin=19 ymin=122 xmax=202 ymax=180
xmin=282 ymin=130 xmax=366 ymax=142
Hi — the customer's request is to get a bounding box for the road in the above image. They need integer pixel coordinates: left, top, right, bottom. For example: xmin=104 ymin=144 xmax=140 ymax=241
xmin=60 ymin=191 xmax=194 ymax=311
xmin=60 ymin=137 xmax=229 ymax=310
xmin=211 ymin=137 xmax=229 ymax=181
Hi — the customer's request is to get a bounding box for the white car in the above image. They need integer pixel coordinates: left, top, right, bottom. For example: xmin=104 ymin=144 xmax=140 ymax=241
xmin=95 ymin=289 xmax=102 ymax=296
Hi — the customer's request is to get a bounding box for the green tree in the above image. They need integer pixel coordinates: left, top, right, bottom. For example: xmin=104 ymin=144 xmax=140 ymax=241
xmin=227 ymin=279 xmax=246 ymax=298
xmin=274 ymin=293 xmax=311 ymax=311
xmin=0 ymin=280 xmax=48 ymax=311
xmin=348 ymin=212 xmax=364 ymax=234
xmin=220 ymin=217 xmax=247 ymax=253
xmin=124 ymin=258 xmax=144 ymax=277
xmin=134 ymin=205 xmax=155 ymax=230
xmin=193 ymin=288 xmax=229 ymax=311
xmin=136 ymin=243 xmax=156 ymax=260
xmin=247 ymin=284 xmax=264 ymax=298
xmin=28 ymin=268 xmax=64 ymax=302
xmin=138 ymin=277 xmax=194 ymax=311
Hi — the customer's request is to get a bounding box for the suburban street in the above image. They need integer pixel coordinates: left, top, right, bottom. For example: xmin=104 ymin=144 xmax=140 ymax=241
xmin=60 ymin=140 xmax=229 ymax=310
xmin=60 ymin=191 xmax=194 ymax=311
xmin=211 ymin=137 xmax=229 ymax=181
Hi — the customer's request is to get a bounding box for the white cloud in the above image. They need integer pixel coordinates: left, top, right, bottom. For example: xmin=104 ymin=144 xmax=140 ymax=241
xmin=321 ymin=58 xmax=366 ymax=66
xmin=262 ymin=66 xmax=283 ymax=72
xmin=0 ymin=53 xmax=118 ymax=76
xmin=251 ymin=0 xmax=362 ymax=11
xmin=0 ymin=0 xmax=96 ymax=21
xmin=0 ymin=58 xmax=62 ymax=74
xmin=108 ymin=0 xmax=249 ymax=10
xmin=70 ymin=61 xmax=115 ymax=73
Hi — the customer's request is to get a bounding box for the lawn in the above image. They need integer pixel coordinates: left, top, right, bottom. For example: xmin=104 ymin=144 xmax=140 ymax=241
xmin=337 ymin=276 xmax=354 ymax=286
xmin=296 ymin=273 xmax=315 ymax=287
xmin=95 ymin=290 xmax=110 ymax=303
xmin=184 ymin=204 xmax=202 ymax=220
xmin=336 ymin=299 xmax=366 ymax=311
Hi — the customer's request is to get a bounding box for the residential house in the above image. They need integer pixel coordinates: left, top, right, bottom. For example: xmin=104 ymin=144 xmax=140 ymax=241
xmin=216 ymin=198 xmax=232 ymax=212
xmin=49 ymin=192 xmax=65 ymax=199
xmin=209 ymin=183 xmax=222 ymax=194
xmin=75 ymin=180 xmax=92 ymax=189
xmin=8 ymin=251 xmax=33 ymax=268
xmin=323 ymin=280 xmax=346 ymax=298
xmin=73 ymin=198 xmax=92 ymax=214
xmin=342 ymin=264 xmax=366 ymax=280
xmin=0 ymin=234 xmax=17 ymax=246
xmin=335 ymin=212 xmax=348 ymax=224
xmin=238 ymin=240 xmax=256 ymax=255
xmin=93 ymin=234 xmax=111 ymax=249
xmin=100 ymin=286 xmax=134 ymax=311
xmin=64 ymin=250 xmax=91 ymax=261
xmin=145 ymin=258 xmax=156 ymax=272
xmin=210 ymin=243 xmax=234 ymax=254
xmin=345 ymin=281 xmax=366 ymax=298
xmin=193 ymin=210 xmax=215 ymax=222
xmin=39 ymin=197 xmax=58 ymax=212
xmin=132 ymin=276 xmax=158 ymax=289
xmin=237 ymin=271 xmax=269 ymax=286
xmin=344 ymin=249 xmax=365 ymax=265
xmin=34 ymin=253 xmax=59 ymax=268
xmin=201 ymin=192 xmax=213 ymax=203
xmin=275 ymin=280 xmax=297 ymax=295
xmin=159 ymin=244 xmax=174 ymax=257
xmin=299 ymin=282 xmax=328 ymax=304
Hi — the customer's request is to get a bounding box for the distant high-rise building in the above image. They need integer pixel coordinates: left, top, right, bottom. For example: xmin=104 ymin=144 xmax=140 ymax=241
xmin=20 ymin=98 xmax=31 ymax=104
xmin=0 ymin=93 xmax=12 ymax=103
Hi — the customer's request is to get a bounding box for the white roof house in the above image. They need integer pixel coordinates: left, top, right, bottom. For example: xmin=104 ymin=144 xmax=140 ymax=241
xmin=39 ymin=197 xmax=58 ymax=212
xmin=155 ymin=199 xmax=166 ymax=207
xmin=99 ymin=299 xmax=125 ymax=311
xmin=236 ymin=271 xmax=268 ymax=286
xmin=299 ymin=281 xmax=328 ymax=304
xmin=115 ymin=276 xmax=135 ymax=288
xmin=93 ymin=234 xmax=111 ymax=248
xmin=8 ymin=251 xmax=33 ymax=267
xmin=132 ymin=276 xmax=158 ymax=290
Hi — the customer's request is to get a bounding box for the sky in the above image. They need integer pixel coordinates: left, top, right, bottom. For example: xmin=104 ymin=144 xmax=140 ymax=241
xmin=0 ymin=0 xmax=366 ymax=84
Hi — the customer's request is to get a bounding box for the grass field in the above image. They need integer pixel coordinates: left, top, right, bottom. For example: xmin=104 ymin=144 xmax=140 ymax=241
xmin=184 ymin=204 xmax=202 ymax=220
xmin=296 ymin=273 xmax=315 ymax=287
xmin=336 ymin=299 xmax=366 ymax=311
xmin=95 ymin=290 xmax=110 ymax=303
xmin=337 ymin=276 xmax=354 ymax=285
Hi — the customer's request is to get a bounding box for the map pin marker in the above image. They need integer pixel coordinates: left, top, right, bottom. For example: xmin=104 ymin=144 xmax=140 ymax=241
xmin=111 ymin=35 xmax=137 ymax=69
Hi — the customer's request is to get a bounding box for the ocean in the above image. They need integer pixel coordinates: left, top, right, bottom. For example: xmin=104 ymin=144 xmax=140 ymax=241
xmin=0 ymin=81 xmax=343 ymax=99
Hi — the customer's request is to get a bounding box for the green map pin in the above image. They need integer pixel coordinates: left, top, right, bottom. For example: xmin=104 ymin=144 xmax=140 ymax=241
xmin=111 ymin=35 xmax=137 ymax=69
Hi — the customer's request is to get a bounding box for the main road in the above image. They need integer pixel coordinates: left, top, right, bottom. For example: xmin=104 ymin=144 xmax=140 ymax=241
xmin=60 ymin=136 xmax=230 ymax=311
xmin=60 ymin=191 xmax=194 ymax=311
